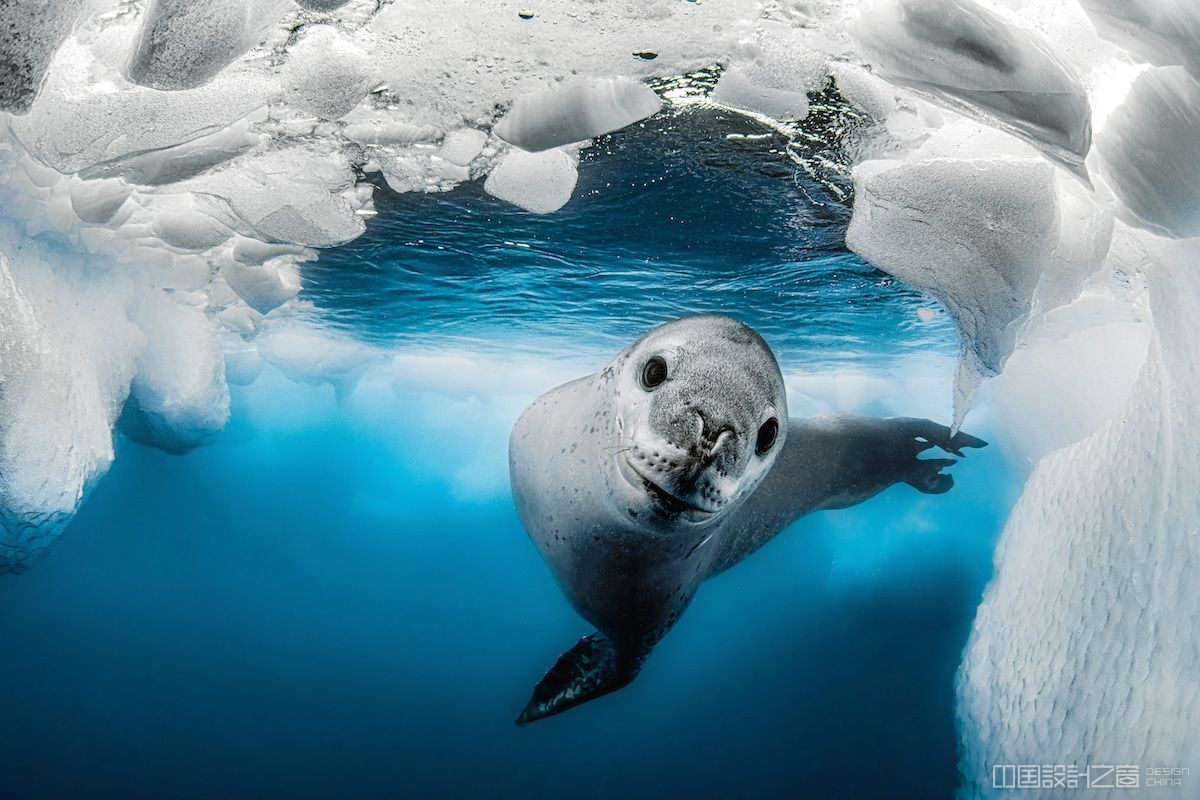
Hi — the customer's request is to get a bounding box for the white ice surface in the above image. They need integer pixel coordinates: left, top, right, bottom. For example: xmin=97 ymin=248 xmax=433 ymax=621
xmin=852 ymin=0 xmax=1092 ymax=177
xmin=483 ymin=147 xmax=578 ymax=214
xmin=127 ymin=0 xmax=291 ymax=90
xmin=846 ymin=153 xmax=1110 ymax=426
xmin=1079 ymin=0 xmax=1200 ymax=80
xmin=282 ymin=25 xmax=379 ymax=120
xmin=0 ymin=0 xmax=86 ymax=113
xmin=494 ymin=77 xmax=661 ymax=152
xmin=1096 ymin=67 xmax=1200 ymax=239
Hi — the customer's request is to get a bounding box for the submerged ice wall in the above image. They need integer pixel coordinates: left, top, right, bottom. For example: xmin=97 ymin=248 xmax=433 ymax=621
xmin=840 ymin=2 xmax=1200 ymax=796
xmin=0 ymin=0 xmax=1198 ymax=794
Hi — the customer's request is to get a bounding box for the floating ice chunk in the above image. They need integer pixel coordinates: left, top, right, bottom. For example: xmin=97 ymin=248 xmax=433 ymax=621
xmin=712 ymin=22 xmax=829 ymax=121
xmin=439 ymin=128 xmax=488 ymax=168
xmin=483 ymin=147 xmax=578 ymax=214
xmin=852 ymin=0 xmax=1092 ymax=177
xmin=1079 ymin=0 xmax=1200 ymax=79
xmin=341 ymin=113 xmax=441 ymax=146
xmin=128 ymin=0 xmax=246 ymax=90
xmin=283 ymin=25 xmax=379 ymax=120
xmin=846 ymin=157 xmax=1058 ymax=424
xmin=711 ymin=67 xmax=810 ymax=121
xmin=119 ymin=298 xmax=230 ymax=454
xmin=221 ymin=252 xmax=303 ymax=314
xmin=369 ymin=143 xmax=464 ymax=194
xmin=1096 ymin=67 xmax=1200 ymax=239
xmin=0 ymin=0 xmax=86 ymax=113
xmin=127 ymin=0 xmax=292 ymax=90
xmin=494 ymin=77 xmax=661 ymax=152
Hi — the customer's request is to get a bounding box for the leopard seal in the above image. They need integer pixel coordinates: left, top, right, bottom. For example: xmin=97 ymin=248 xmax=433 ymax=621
xmin=509 ymin=314 xmax=984 ymax=723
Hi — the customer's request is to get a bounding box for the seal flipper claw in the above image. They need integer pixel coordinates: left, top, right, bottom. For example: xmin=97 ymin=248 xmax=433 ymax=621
xmin=516 ymin=633 xmax=638 ymax=725
xmin=904 ymin=419 xmax=987 ymax=457
xmin=948 ymin=429 xmax=987 ymax=453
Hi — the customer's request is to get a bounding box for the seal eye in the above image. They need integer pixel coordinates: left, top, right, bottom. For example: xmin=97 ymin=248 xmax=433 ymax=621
xmin=640 ymin=356 xmax=668 ymax=390
xmin=755 ymin=418 xmax=779 ymax=456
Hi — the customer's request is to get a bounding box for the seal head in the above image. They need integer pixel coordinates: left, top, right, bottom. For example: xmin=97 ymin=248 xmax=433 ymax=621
xmin=607 ymin=314 xmax=787 ymax=527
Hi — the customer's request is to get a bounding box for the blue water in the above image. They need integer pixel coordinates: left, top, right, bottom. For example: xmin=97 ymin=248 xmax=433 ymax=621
xmin=303 ymin=105 xmax=954 ymax=366
xmin=0 ymin=107 xmax=1014 ymax=799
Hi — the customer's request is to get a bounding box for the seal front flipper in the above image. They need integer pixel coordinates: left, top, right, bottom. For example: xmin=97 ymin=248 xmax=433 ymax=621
xmin=904 ymin=457 xmax=958 ymax=494
xmin=516 ymin=632 xmax=641 ymax=725
xmin=891 ymin=418 xmax=986 ymax=494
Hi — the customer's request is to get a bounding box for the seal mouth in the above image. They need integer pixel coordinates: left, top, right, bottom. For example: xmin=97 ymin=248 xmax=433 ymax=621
xmin=619 ymin=453 xmax=714 ymax=518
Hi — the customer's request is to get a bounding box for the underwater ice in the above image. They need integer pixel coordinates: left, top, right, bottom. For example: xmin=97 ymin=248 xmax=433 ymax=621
xmin=847 ymin=148 xmax=1112 ymax=425
xmin=851 ymin=0 xmax=1093 ymax=176
xmin=128 ymin=0 xmax=291 ymax=90
xmin=1096 ymin=67 xmax=1200 ymax=238
xmin=1 ymin=0 xmax=1199 ymax=793
xmin=0 ymin=0 xmax=86 ymax=113
xmin=1079 ymin=0 xmax=1200 ymax=80
xmin=494 ymin=78 xmax=661 ymax=153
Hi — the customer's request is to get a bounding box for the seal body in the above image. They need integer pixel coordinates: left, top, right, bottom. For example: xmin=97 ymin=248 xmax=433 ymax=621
xmin=509 ymin=315 xmax=983 ymax=723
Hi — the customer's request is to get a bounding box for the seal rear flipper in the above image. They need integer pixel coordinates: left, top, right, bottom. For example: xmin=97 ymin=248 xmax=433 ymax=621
xmin=516 ymin=633 xmax=639 ymax=725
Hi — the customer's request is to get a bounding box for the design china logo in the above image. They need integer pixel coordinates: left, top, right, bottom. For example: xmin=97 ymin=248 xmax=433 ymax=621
xmin=991 ymin=764 xmax=1190 ymax=790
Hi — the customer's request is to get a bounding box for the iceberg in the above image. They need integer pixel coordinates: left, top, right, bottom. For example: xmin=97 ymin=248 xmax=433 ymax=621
xmin=958 ymin=236 xmax=1200 ymax=798
xmin=0 ymin=246 xmax=139 ymax=573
